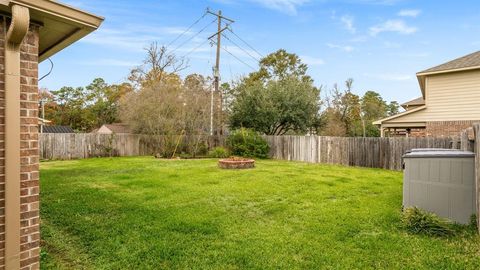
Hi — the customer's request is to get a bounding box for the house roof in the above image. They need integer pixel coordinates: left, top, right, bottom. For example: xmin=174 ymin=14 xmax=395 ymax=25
xmin=43 ymin=125 xmax=74 ymax=133
xmin=418 ymin=51 xmax=480 ymax=75
xmin=401 ymin=97 xmax=425 ymax=109
xmin=103 ymin=123 xmax=131 ymax=134
xmin=0 ymin=0 xmax=104 ymax=62
xmin=373 ymin=105 xmax=427 ymax=125
xmin=416 ymin=51 xmax=480 ymax=95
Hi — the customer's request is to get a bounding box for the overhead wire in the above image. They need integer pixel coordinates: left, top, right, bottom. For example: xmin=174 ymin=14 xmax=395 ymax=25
xmin=227 ymin=27 xmax=264 ymax=59
xmin=181 ymin=37 xmax=212 ymax=58
xmin=166 ymin=10 xmax=208 ymax=48
xmin=170 ymin=18 xmax=217 ymax=54
xmin=222 ymin=31 xmax=279 ymax=75
xmin=221 ymin=33 xmax=261 ymax=63
xmin=211 ymin=40 xmax=256 ymax=71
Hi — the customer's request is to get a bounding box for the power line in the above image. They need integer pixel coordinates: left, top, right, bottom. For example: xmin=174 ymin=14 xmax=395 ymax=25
xmin=181 ymin=38 xmax=212 ymax=58
xmin=223 ymin=32 xmax=279 ymax=75
xmin=222 ymin=33 xmax=261 ymax=63
xmin=170 ymin=18 xmax=217 ymax=54
xmin=223 ymin=28 xmax=278 ymax=75
xmin=227 ymin=27 xmax=264 ymax=59
xmin=166 ymin=11 xmax=207 ymax=48
xmin=211 ymin=40 xmax=257 ymax=71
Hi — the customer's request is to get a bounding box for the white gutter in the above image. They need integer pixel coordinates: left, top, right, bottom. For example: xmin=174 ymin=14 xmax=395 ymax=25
xmin=5 ymin=4 xmax=29 ymax=270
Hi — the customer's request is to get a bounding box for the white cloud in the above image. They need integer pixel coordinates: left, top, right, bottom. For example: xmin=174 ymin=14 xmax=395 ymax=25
xmin=327 ymin=43 xmax=355 ymax=52
xmin=348 ymin=0 xmax=403 ymax=5
xmin=250 ymin=0 xmax=310 ymax=15
xmin=300 ymin=55 xmax=325 ymax=66
xmin=340 ymin=15 xmax=356 ymax=33
xmin=398 ymin=9 xmax=421 ymax=17
xmin=330 ymin=10 xmax=337 ymax=20
xmin=349 ymin=35 xmax=368 ymax=43
xmin=81 ymin=28 xmax=156 ymax=52
xmin=394 ymin=52 xmax=430 ymax=58
xmin=80 ymin=22 xmax=214 ymax=53
xmin=212 ymin=0 xmax=309 ymax=15
xmin=369 ymin=20 xmax=417 ymax=36
xmin=364 ymin=73 xmax=412 ymax=81
xmin=81 ymin=59 xmax=140 ymax=67
xmin=383 ymin=41 xmax=401 ymax=48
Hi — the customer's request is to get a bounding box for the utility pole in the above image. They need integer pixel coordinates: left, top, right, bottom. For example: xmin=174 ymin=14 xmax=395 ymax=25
xmin=40 ymin=99 xmax=46 ymax=133
xmin=207 ymin=8 xmax=234 ymax=136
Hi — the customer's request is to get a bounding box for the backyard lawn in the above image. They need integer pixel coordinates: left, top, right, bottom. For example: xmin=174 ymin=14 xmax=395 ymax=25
xmin=40 ymin=157 xmax=480 ymax=269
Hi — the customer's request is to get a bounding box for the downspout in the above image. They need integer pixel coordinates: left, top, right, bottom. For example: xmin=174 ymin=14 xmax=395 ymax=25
xmin=5 ymin=4 xmax=30 ymax=270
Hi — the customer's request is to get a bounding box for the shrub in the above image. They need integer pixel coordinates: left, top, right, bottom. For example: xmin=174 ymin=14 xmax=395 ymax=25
xmin=402 ymin=207 xmax=454 ymax=237
xmin=208 ymin=147 xmax=230 ymax=158
xmin=226 ymin=128 xmax=270 ymax=158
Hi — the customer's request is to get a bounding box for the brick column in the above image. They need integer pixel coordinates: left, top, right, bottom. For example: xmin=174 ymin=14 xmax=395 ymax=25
xmin=19 ymin=24 xmax=40 ymax=270
xmin=0 ymin=18 xmax=40 ymax=270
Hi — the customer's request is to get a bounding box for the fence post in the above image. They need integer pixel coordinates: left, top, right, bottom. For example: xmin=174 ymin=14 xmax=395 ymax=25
xmin=473 ymin=124 xmax=480 ymax=233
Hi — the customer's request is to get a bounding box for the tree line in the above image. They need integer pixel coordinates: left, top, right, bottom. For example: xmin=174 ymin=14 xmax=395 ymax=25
xmin=41 ymin=43 xmax=399 ymax=137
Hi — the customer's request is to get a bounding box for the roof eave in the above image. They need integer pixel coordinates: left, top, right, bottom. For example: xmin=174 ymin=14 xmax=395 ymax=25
xmin=416 ymin=75 xmax=426 ymax=97
xmin=416 ymin=65 xmax=480 ymax=95
xmin=373 ymin=105 xmax=427 ymax=125
xmin=10 ymin=0 xmax=104 ymax=28
xmin=8 ymin=0 xmax=104 ymax=62
xmin=38 ymin=27 xmax=90 ymax=62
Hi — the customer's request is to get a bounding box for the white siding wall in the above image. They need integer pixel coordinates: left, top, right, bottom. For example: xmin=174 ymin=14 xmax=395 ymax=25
xmin=426 ymin=69 xmax=480 ymax=120
xmin=389 ymin=69 xmax=480 ymax=123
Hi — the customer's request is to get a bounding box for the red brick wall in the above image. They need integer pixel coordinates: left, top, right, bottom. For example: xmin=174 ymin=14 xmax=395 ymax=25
xmin=408 ymin=128 xmax=426 ymax=137
xmin=426 ymin=120 xmax=480 ymax=137
xmin=0 ymin=19 xmax=40 ymax=270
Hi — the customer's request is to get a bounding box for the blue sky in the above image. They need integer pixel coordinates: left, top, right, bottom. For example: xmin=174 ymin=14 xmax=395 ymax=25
xmin=40 ymin=0 xmax=480 ymax=104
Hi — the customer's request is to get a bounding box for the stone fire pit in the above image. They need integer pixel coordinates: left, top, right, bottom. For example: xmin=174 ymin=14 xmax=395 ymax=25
xmin=218 ymin=157 xmax=255 ymax=169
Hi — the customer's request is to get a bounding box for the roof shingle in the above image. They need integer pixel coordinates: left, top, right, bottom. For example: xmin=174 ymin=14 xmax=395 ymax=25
xmin=401 ymin=97 xmax=425 ymax=107
xmin=418 ymin=51 xmax=480 ymax=74
xmin=42 ymin=125 xmax=75 ymax=133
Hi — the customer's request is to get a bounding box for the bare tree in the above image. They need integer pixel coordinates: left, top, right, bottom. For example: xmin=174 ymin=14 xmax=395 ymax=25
xmin=128 ymin=42 xmax=189 ymax=89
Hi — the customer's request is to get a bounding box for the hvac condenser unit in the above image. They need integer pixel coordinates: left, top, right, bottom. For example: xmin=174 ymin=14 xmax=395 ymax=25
xmin=403 ymin=149 xmax=476 ymax=224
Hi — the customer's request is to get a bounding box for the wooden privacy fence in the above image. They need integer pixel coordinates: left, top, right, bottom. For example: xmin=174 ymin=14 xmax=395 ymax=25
xmin=39 ymin=133 xmax=465 ymax=171
xmin=264 ymin=136 xmax=461 ymax=171
xmin=39 ymin=133 xmax=225 ymax=160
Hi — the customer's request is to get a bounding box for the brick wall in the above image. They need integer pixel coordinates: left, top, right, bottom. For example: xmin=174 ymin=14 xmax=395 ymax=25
xmin=0 ymin=19 xmax=40 ymax=270
xmin=408 ymin=128 xmax=426 ymax=137
xmin=426 ymin=120 xmax=480 ymax=138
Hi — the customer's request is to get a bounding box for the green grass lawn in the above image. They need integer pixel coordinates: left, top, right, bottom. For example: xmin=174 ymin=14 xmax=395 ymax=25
xmin=40 ymin=157 xmax=480 ymax=269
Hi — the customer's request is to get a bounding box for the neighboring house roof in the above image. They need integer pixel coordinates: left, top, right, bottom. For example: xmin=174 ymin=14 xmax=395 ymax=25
xmin=43 ymin=125 xmax=75 ymax=133
xmin=373 ymin=105 xmax=427 ymax=126
xmin=401 ymin=97 xmax=425 ymax=109
xmin=100 ymin=123 xmax=132 ymax=134
xmin=0 ymin=0 xmax=104 ymax=62
xmin=416 ymin=51 xmax=480 ymax=95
